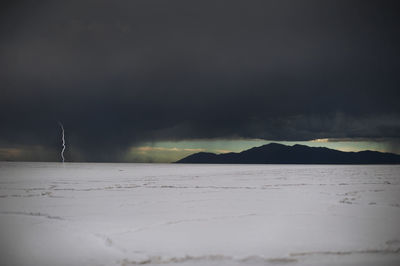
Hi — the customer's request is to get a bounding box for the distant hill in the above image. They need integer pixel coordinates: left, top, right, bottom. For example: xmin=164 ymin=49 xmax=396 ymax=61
xmin=175 ymin=143 xmax=400 ymax=164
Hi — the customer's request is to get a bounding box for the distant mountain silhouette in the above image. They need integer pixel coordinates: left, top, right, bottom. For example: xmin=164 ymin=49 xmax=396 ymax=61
xmin=175 ymin=143 xmax=400 ymax=164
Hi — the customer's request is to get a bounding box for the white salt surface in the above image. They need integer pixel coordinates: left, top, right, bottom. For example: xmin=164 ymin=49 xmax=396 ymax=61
xmin=0 ymin=162 xmax=399 ymax=266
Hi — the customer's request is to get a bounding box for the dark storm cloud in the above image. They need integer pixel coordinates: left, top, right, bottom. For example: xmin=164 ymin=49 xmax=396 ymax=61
xmin=1 ymin=0 xmax=400 ymax=161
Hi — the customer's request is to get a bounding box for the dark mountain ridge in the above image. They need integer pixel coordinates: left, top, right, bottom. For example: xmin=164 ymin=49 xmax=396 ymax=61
xmin=175 ymin=143 xmax=400 ymax=164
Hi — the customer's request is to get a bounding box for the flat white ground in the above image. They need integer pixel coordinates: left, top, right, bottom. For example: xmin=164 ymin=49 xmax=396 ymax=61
xmin=0 ymin=162 xmax=399 ymax=266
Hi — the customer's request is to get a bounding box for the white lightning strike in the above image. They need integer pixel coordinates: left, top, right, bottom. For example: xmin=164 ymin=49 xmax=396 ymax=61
xmin=58 ymin=122 xmax=66 ymax=163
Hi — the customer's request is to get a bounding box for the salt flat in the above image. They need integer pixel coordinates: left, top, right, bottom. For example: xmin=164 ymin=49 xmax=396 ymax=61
xmin=0 ymin=162 xmax=399 ymax=266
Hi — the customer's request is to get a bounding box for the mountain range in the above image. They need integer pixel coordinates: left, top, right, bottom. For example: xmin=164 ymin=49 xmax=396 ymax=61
xmin=175 ymin=143 xmax=400 ymax=164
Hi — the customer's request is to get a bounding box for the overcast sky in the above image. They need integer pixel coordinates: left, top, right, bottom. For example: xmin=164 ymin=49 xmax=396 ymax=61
xmin=1 ymin=1 xmax=399 ymax=162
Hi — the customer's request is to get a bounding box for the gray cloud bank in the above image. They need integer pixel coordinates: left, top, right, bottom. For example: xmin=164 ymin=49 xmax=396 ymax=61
xmin=1 ymin=1 xmax=399 ymax=161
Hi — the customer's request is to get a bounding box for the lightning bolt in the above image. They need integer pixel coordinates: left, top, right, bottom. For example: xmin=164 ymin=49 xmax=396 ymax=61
xmin=58 ymin=122 xmax=66 ymax=163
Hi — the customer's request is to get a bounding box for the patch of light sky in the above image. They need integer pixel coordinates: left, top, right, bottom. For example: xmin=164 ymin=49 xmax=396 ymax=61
xmin=125 ymin=139 xmax=398 ymax=163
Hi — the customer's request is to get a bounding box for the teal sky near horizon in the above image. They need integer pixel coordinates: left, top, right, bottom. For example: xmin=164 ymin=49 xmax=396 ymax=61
xmin=125 ymin=139 xmax=399 ymax=163
xmin=0 ymin=138 xmax=398 ymax=163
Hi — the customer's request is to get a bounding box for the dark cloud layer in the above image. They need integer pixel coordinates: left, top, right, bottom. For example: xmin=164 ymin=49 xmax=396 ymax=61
xmin=1 ymin=1 xmax=400 ymax=161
